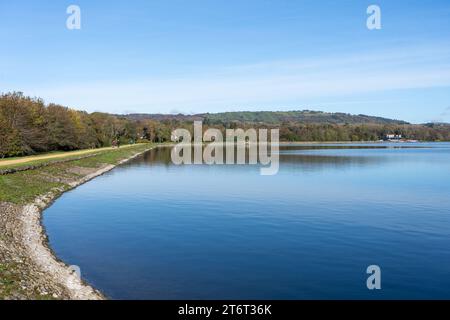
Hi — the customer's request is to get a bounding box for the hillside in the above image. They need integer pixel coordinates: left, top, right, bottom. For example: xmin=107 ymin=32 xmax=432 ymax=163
xmin=123 ymin=110 xmax=409 ymax=125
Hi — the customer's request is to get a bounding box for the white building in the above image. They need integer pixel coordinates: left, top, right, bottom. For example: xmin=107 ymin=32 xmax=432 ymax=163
xmin=386 ymin=134 xmax=402 ymax=140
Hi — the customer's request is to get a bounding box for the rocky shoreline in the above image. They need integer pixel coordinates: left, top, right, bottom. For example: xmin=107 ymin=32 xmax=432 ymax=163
xmin=0 ymin=146 xmax=154 ymax=300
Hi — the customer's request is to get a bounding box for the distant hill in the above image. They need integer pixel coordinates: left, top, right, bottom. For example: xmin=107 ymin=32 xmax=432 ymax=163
xmin=123 ymin=110 xmax=409 ymax=125
xmin=123 ymin=113 xmax=203 ymax=122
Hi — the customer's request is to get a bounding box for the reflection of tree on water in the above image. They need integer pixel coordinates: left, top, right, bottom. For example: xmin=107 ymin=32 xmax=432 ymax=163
xmin=278 ymin=144 xmax=434 ymax=172
xmin=280 ymin=144 xmax=426 ymax=151
xmin=278 ymin=154 xmax=381 ymax=172
xmin=124 ymin=146 xmax=387 ymax=173
xmin=127 ymin=147 xmax=174 ymax=167
xmin=279 ymin=145 xmax=384 ymax=171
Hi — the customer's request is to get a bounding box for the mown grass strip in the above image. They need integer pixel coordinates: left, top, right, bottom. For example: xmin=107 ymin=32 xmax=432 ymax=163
xmin=0 ymin=143 xmax=153 ymax=204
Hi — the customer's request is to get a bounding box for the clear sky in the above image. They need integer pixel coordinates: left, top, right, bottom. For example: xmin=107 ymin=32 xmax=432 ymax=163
xmin=1 ymin=0 xmax=450 ymax=123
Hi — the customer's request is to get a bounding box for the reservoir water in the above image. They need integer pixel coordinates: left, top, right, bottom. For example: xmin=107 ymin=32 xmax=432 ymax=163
xmin=43 ymin=143 xmax=450 ymax=299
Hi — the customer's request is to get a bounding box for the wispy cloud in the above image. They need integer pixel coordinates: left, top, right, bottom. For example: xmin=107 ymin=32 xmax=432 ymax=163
xmin=10 ymin=43 xmax=450 ymax=115
xmin=428 ymin=106 xmax=450 ymax=123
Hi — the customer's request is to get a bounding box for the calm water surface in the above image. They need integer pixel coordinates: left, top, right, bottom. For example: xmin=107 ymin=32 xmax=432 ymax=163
xmin=43 ymin=143 xmax=450 ymax=299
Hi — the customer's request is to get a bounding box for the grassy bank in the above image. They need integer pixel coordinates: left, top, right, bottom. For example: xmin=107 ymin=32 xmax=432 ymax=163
xmin=0 ymin=143 xmax=155 ymax=299
xmin=0 ymin=143 xmax=153 ymax=204
xmin=0 ymin=144 xmax=148 ymax=170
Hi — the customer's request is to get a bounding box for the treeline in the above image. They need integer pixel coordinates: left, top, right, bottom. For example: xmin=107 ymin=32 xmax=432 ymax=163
xmin=0 ymin=92 xmax=172 ymax=157
xmin=1 ymin=92 xmax=450 ymax=158
xmin=194 ymin=122 xmax=450 ymax=142
xmin=276 ymin=122 xmax=450 ymax=142
xmin=125 ymin=110 xmax=409 ymax=125
xmin=201 ymin=110 xmax=409 ymax=125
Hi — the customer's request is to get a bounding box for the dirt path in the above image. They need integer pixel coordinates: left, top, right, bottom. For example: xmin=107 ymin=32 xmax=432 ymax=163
xmin=0 ymin=145 xmax=137 ymax=168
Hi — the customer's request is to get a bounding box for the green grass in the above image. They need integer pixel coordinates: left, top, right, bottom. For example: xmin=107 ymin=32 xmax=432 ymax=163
xmin=0 ymin=172 xmax=65 ymax=203
xmin=0 ymin=143 xmax=152 ymax=171
xmin=70 ymin=144 xmax=152 ymax=167
xmin=0 ymin=143 xmax=154 ymax=204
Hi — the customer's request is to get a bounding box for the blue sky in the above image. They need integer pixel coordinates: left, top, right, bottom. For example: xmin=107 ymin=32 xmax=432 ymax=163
xmin=1 ymin=0 xmax=450 ymax=123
